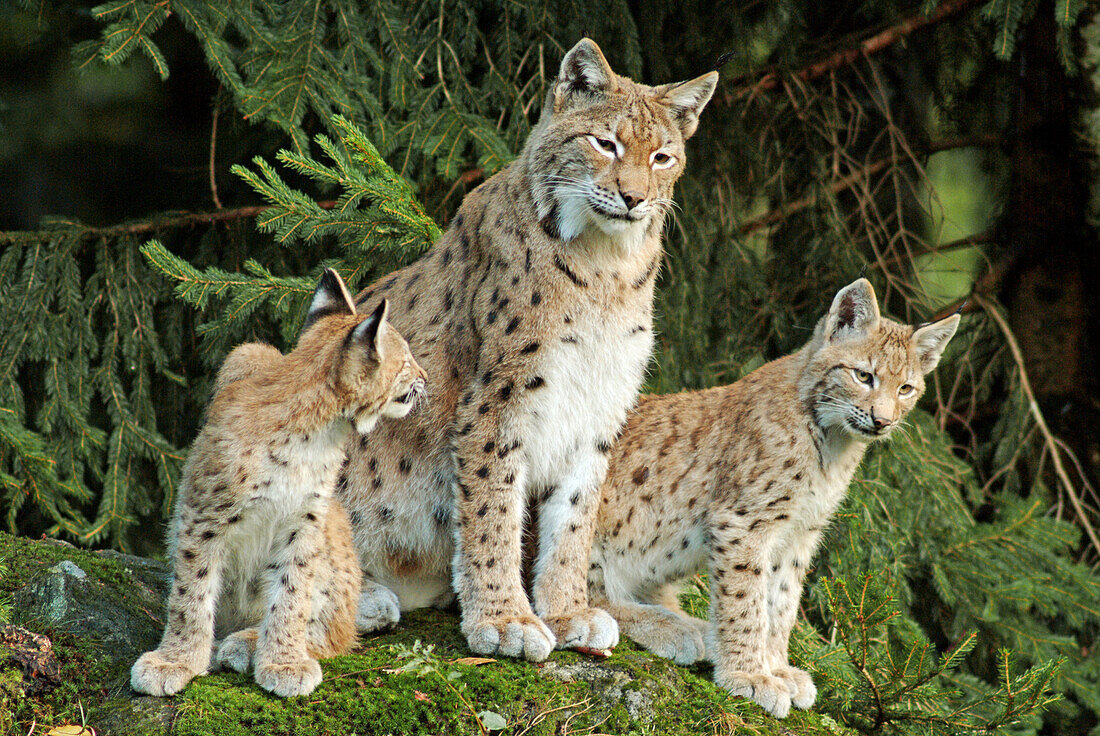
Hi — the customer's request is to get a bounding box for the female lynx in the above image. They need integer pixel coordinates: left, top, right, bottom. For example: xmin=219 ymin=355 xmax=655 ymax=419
xmin=590 ymin=279 xmax=959 ymax=717
xmin=339 ymin=39 xmax=717 ymax=661
xmin=131 ymin=269 xmax=426 ymax=698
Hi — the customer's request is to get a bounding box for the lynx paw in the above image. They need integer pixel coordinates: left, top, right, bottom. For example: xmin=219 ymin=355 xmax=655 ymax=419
xmin=716 ymin=670 xmax=792 ymax=719
xmin=544 ymin=607 xmax=620 ymax=652
xmin=624 ymin=615 xmax=707 ymax=665
xmin=356 ymin=584 xmax=401 ymax=632
xmin=773 ymin=665 xmax=817 ymax=709
xmin=130 ymin=651 xmax=202 ymax=696
xmin=465 ymin=614 xmax=555 ymax=662
xmin=216 ymin=629 xmax=258 ymax=673
xmin=254 ymin=659 xmax=323 ymax=698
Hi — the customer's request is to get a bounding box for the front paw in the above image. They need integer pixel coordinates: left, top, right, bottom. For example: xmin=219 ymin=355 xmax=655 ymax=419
xmin=773 ymin=665 xmax=817 ymax=709
xmin=216 ymin=629 xmax=258 ymax=673
xmin=464 ymin=614 xmax=555 ymax=662
xmin=254 ymin=659 xmax=323 ymax=697
xmin=356 ymin=584 xmax=401 ymax=632
xmin=130 ymin=650 xmax=202 ymax=696
xmin=543 ymin=606 xmax=620 ymax=652
xmin=716 ymin=670 xmax=792 ymax=719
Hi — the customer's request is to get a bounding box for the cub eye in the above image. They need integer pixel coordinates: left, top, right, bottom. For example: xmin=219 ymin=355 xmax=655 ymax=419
xmin=853 ymin=368 xmax=874 ymax=385
xmin=898 ymin=384 xmax=914 ymax=396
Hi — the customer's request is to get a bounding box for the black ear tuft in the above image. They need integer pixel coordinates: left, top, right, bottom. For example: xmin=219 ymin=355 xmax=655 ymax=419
xmin=352 ymin=298 xmax=389 ymax=356
xmin=302 ymin=268 xmax=356 ymax=336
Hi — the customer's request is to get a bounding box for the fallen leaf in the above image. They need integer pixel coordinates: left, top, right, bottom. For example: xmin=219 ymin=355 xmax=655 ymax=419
xmin=477 ymin=710 xmax=507 ymax=731
xmin=413 ymin=690 xmax=432 ymax=702
xmin=452 ymin=657 xmax=496 ymax=666
xmin=574 ymin=647 xmax=612 ymax=659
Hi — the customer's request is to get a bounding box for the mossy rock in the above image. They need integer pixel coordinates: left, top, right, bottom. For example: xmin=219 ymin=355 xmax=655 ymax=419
xmin=0 ymin=532 xmax=852 ymax=735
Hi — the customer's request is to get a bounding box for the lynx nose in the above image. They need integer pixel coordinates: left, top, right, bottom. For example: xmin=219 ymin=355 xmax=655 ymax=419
xmin=620 ymin=190 xmax=645 ymax=210
xmin=870 ymin=408 xmax=890 ymax=430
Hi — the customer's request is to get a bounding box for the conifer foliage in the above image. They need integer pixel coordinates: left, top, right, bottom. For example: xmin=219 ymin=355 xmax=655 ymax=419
xmin=2 ymin=1 xmax=1099 ymax=734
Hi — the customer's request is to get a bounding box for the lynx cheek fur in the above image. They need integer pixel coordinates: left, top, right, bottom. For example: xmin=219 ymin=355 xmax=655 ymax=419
xmin=590 ymin=279 xmax=960 ymax=717
xmin=339 ymin=39 xmax=717 ymax=661
xmin=131 ymin=270 xmax=425 ymax=698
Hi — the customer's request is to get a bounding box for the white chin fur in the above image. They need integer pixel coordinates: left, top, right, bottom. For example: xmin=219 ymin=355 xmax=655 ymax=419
xmin=381 ymin=401 xmax=415 ymax=420
xmin=355 ymin=413 xmax=381 ymax=435
xmin=556 ymin=190 xmax=647 ymax=245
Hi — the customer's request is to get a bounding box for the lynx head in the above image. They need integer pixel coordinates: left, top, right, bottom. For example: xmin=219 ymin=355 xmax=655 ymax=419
xmin=526 ymin=38 xmax=718 ymax=244
xmin=300 ymin=269 xmax=427 ymax=434
xmin=802 ymin=278 xmax=959 ymax=440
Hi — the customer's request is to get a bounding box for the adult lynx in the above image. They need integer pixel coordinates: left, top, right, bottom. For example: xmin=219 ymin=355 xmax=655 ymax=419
xmin=590 ymin=279 xmax=960 ymax=716
xmin=339 ymin=39 xmax=718 ymax=661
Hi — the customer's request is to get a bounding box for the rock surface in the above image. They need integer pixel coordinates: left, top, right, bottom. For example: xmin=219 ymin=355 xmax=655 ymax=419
xmin=0 ymin=532 xmax=850 ymax=735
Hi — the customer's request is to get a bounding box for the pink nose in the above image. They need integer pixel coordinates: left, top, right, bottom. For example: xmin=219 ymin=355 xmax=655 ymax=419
xmin=621 ymin=190 xmax=644 ymax=210
xmin=871 ymin=409 xmax=890 ymax=429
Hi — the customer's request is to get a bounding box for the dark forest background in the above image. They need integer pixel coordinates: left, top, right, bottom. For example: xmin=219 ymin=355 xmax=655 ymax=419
xmin=1 ymin=1 xmax=1099 ymax=733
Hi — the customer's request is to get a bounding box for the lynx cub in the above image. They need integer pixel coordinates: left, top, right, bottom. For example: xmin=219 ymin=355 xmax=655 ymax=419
xmin=131 ymin=269 xmax=426 ymax=698
xmin=590 ymin=279 xmax=959 ymax=717
xmin=338 ymin=38 xmax=717 ymax=661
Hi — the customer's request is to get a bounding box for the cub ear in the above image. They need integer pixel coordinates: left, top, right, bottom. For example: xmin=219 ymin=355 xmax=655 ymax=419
xmin=352 ymin=299 xmax=389 ymax=358
xmin=555 ymin=38 xmax=616 ymax=109
xmin=660 ymin=71 xmax=719 ymax=139
xmin=824 ymin=278 xmax=880 ymax=342
xmin=303 ymin=268 xmax=356 ymax=335
xmin=911 ymin=313 xmax=960 ymax=374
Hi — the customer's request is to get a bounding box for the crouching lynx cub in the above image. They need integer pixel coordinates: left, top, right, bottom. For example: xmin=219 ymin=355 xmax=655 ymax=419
xmin=590 ymin=279 xmax=959 ymax=717
xmin=131 ymin=269 xmax=426 ymax=698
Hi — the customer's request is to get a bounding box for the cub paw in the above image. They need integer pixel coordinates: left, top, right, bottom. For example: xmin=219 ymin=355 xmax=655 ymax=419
xmin=716 ymin=670 xmax=792 ymax=719
xmin=773 ymin=665 xmax=817 ymax=710
xmin=464 ymin=615 xmax=555 ymax=662
xmin=624 ymin=616 xmax=706 ymax=665
xmin=544 ymin=607 xmax=620 ymax=652
xmin=130 ymin=650 xmax=202 ymax=696
xmin=356 ymin=584 xmax=401 ymax=632
xmin=254 ymin=659 xmax=323 ymax=698
xmin=216 ymin=629 xmax=258 ymax=673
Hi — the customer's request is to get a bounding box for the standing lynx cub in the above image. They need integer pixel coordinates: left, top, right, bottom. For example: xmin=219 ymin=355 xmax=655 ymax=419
xmin=131 ymin=269 xmax=426 ymax=698
xmin=590 ymin=279 xmax=960 ymax=717
xmin=338 ymin=39 xmax=717 ymax=660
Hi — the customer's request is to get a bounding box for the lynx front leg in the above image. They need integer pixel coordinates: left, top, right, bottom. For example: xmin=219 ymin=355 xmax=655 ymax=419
xmin=532 ymin=453 xmax=618 ymax=651
xmin=764 ymin=530 xmax=822 ymax=710
xmin=709 ymin=515 xmax=791 ymax=718
xmin=131 ymin=505 xmax=226 ymax=696
xmin=253 ymin=515 xmax=325 ymax=697
xmin=451 ymin=391 xmax=554 ymax=662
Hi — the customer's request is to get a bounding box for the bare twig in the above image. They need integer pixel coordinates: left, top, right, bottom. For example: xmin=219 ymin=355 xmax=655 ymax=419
xmin=725 ymin=0 xmax=981 ymax=101
xmin=209 ymin=98 xmax=223 ymax=210
xmin=975 ymin=294 xmax=1100 ymax=558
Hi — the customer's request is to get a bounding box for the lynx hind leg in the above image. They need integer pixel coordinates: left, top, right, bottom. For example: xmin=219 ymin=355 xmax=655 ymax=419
xmin=604 ymin=598 xmax=707 ymax=665
xmin=216 ymin=628 xmax=258 ymax=673
xmin=356 ymin=578 xmax=401 ymax=633
xmin=715 ymin=670 xmax=792 ymax=719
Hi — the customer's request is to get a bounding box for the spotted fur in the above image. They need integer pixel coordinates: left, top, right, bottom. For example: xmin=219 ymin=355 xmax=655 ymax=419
xmin=339 ymin=39 xmax=717 ymax=661
xmin=590 ymin=279 xmax=959 ymax=717
xmin=131 ymin=270 xmax=426 ymax=698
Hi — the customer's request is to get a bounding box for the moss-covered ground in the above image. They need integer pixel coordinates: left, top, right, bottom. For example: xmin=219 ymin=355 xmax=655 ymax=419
xmin=0 ymin=531 xmax=854 ymax=735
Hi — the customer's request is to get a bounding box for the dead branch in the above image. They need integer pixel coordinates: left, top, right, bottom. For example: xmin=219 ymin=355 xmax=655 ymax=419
xmin=975 ymin=294 xmax=1100 ymax=558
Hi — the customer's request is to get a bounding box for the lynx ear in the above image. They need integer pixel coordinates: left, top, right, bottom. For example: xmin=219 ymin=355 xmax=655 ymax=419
xmin=660 ymin=71 xmax=719 ymax=139
xmin=555 ymin=38 xmax=616 ymax=109
xmin=302 ymin=268 xmax=357 ymax=335
xmin=824 ymin=278 xmax=880 ymax=342
xmin=911 ymin=314 xmax=960 ymax=374
xmin=352 ymin=299 xmax=389 ymax=358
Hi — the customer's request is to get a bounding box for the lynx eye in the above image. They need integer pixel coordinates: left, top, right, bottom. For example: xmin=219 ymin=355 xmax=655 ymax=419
xmin=650 ymin=151 xmax=674 ymax=169
xmin=853 ymin=368 xmax=874 ymax=385
xmin=587 ymin=135 xmax=618 ymax=157
xmin=898 ymin=383 xmax=914 ymax=396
